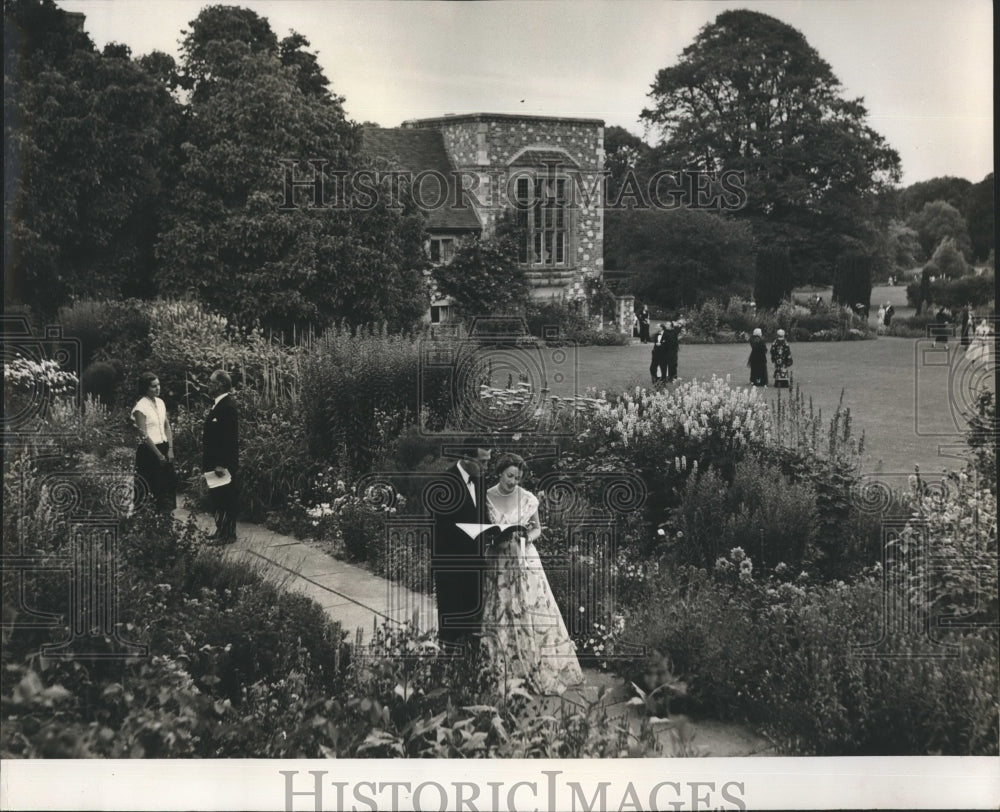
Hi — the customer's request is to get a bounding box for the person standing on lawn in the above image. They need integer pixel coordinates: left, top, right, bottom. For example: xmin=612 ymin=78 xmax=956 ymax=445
xmin=770 ymin=329 xmax=793 ymax=386
xmin=748 ymin=328 xmax=768 ymax=386
xmin=638 ymin=308 xmax=651 ymax=343
xmin=650 ymin=323 xmax=669 ymax=384
xmin=664 ymin=319 xmax=680 ymax=381
xmin=883 ymin=302 xmax=895 ymax=329
xmin=960 ymin=305 xmax=972 ymax=348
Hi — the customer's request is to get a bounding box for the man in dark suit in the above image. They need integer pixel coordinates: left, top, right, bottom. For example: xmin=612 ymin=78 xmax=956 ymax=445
xmin=663 ymin=320 xmax=680 ymax=381
xmin=430 ymin=438 xmax=491 ymax=651
xmin=650 ymin=323 xmax=669 ymax=384
xmin=202 ymin=369 xmax=239 ymax=542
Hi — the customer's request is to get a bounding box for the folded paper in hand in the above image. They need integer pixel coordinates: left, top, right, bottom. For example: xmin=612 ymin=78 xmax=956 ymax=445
xmin=204 ymin=468 xmax=232 ymax=489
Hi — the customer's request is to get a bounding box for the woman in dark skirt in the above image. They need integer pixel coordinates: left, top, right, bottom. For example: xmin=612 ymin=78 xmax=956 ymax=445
xmin=747 ymin=328 xmax=769 ymax=387
xmin=132 ymin=372 xmax=176 ymax=512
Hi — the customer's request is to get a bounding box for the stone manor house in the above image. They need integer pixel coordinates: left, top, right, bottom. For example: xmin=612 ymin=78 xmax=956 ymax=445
xmin=363 ymin=113 xmax=628 ymax=326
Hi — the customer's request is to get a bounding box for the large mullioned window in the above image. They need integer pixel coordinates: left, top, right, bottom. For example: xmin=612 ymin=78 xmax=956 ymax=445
xmin=514 ymin=175 xmax=571 ymax=268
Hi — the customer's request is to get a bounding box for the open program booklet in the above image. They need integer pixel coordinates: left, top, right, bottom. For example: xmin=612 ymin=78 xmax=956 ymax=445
xmin=455 ymin=523 xmax=529 ymax=555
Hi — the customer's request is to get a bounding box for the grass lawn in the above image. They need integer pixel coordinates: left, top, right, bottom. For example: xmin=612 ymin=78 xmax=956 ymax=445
xmin=554 ymin=336 xmax=993 ymax=477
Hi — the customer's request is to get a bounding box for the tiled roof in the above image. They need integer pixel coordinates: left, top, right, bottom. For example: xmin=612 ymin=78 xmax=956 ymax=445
xmin=361 ymin=126 xmax=482 ymax=233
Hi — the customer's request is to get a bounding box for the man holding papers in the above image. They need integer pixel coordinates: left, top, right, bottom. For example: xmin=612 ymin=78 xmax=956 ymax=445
xmin=202 ymin=370 xmax=239 ymax=543
xmin=430 ymin=438 xmax=491 ymax=650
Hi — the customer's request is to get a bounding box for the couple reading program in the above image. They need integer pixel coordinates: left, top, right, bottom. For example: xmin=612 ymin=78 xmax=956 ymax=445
xmin=431 ymin=446 xmax=584 ymax=695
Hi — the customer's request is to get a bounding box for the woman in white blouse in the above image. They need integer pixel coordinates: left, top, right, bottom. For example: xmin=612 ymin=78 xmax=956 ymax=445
xmin=132 ymin=372 xmax=175 ymax=512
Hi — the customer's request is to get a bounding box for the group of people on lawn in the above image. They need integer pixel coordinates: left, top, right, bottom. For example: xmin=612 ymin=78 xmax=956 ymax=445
xmin=644 ymin=317 xmax=794 ymax=388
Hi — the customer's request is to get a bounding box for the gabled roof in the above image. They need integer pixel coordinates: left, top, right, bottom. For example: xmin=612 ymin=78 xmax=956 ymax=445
xmin=361 ymin=126 xmax=482 ymax=233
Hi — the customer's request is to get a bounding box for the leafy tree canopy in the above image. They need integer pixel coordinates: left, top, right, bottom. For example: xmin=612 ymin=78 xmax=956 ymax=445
xmin=640 ymin=9 xmax=900 ymax=280
xmin=909 ymin=200 xmax=973 ymax=261
xmin=605 ymin=207 xmax=754 ymax=310
xmin=924 ymin=236 xmax=969 ymax=279
xmin=431 ymin=216 xmax=529 ymax=324
xmin=157 ymin=5 xmax=428 ymax=334
xmin=4 ymin=0 xmax=182 ymax=313
xmin=603 ymin=125 xmax=651 ymax=204
xmin=898 ymin=175 xmax=973 ymax=218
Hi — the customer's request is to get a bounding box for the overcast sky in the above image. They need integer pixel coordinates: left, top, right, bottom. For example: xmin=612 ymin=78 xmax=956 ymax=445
xmin=60 ymin=0 xmax=993 ymax=186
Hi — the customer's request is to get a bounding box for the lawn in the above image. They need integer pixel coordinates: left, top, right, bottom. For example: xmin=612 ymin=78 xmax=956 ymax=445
xmin=552 ymin=336 xmax=992 ymax=478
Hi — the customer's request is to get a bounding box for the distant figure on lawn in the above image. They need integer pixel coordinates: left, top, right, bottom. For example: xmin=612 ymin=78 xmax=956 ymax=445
xmin=638 ymin=309 xmax=650 ymax=343
xmin=770 ymin=329 xmax=793 ymax=387
xmin=967 ymin=319 xmax=993 ymax=364
xmin=650 ymin=323 xmax=669 ymax=384
xmin=876 ymin=305 xmax=887 ymax=335
xmin=883 ymin=302 xmax=895 ymax=329
xmin=663 ymin=320 xmax=680 ymax=382
xmin=960 ymin=305 xmax=972 ymax=348
xmin=748 ymin=328 xmax=768 ymax=387
xmin=934 ymin=307 xmax=950 ymax=347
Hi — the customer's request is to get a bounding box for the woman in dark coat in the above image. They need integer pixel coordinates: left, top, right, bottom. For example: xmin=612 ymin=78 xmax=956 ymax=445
xmin=747 ymin=328 xmax=768 ymax=387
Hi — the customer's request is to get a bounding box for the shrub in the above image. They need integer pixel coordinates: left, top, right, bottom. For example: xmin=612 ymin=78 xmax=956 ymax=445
xmin=625 ymin=565 xmax=999 ymax=754
xmin=966 ymin=391 xmax=997 ymax=493
xmin=687 ymin=298 xmax=723 ymax=338
xmin=300 ymin=326 xmax=452 ymax=475
xmin=57 ymin=299 xmax=153 ymax=393
xmin=672 ymin=457 xmax=818 ymax=573
xmin=912 ymin=271 xmax=996 ymax=311
xmin=525 ymin=301 xmax=627 ymax=346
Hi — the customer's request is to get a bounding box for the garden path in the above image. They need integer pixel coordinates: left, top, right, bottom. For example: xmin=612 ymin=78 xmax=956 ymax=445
xmin=175 ymin=507 xmax=778 ymax=757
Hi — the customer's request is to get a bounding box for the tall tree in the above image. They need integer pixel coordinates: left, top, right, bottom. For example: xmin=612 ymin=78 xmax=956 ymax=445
xmin=605 ymin=207 xmax=754 ymax=310
xmin=157 ymin=6 xmax=428 ymax=333
xmin=4 ymin=0 xmax=182 ymax=313
xmin=899 ymin=176 xmax=972 ymax=218
xmin=640 ymin=9 xmax=900 ymax=281
xmin=965 ymin=173 xmax=994 ymax=263
xmin=603 ymin=125 xmax=651 ymax=205
xmin=909 ymin=200 xmax=973 ymax=261
xmin=832 ymin=248 xmax=874 ymax=314
xmin=753 ymin=245 xmax=792 ymax=309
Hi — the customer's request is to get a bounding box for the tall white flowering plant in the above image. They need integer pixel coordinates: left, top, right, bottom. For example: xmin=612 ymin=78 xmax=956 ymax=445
xmin=584 ymin=376 xmax=773 ymax=517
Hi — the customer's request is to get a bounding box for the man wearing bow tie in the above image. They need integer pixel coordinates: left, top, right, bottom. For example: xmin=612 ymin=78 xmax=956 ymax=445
xmin=430 ymin=437 xmax=491 ymax=650
xmin=202 ymin=369 xmax=239 ymax=543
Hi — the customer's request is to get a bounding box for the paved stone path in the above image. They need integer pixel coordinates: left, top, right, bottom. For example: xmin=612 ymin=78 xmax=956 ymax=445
xmin=177 ymin=508 xmax=777 ymax=757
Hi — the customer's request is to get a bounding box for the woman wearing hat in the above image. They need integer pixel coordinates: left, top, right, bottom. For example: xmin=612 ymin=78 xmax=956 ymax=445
xmin=770 ymin=329 xmax=793 ymax=387
xmin=747 ymin=328 xmax=768 ymax=387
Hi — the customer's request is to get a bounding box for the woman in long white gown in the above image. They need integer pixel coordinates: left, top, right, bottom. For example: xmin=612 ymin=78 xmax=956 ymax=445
xmin=966 ymin=319 xmax=993 ymax=364
xmin=480 ymin=453 xmax=584 ymax=695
